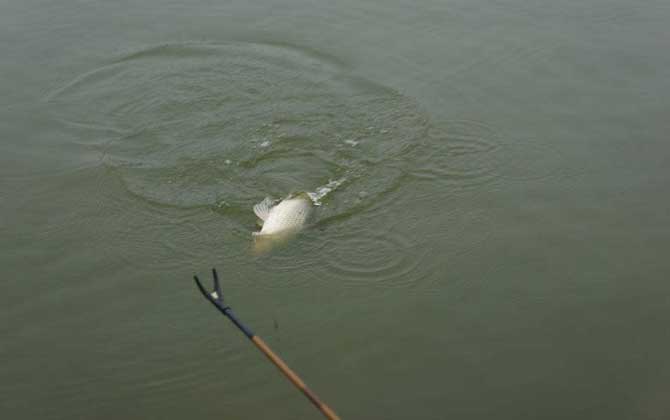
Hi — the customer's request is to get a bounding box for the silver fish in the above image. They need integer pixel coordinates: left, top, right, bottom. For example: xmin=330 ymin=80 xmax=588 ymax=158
xmin=252 ymin=193 xmax=312 ymax=237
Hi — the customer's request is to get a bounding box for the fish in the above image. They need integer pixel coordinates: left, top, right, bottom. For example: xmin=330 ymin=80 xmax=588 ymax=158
xmin=252 ymin=193 xmax=313 ymax=249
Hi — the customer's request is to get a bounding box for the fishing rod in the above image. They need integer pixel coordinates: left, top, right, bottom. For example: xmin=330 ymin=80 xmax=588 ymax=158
xmin=194 ymin=268 xmax=340 ymax=420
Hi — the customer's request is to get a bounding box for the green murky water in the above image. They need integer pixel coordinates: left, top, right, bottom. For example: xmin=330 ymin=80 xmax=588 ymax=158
xmin=2 ymin=1 xmax=669 ymax=419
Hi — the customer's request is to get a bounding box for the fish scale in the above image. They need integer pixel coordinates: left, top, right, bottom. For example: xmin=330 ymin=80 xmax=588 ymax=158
xmin=253 ymin=196 xmax=312 ymax=236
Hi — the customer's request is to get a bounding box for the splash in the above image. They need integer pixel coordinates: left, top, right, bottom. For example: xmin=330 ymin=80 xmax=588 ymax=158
xmin=307 ymin=178 xmax=346 ymax=206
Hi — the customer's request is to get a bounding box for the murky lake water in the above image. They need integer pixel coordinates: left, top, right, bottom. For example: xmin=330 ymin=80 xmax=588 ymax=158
xmin=2 ymin=0 xmax=670 ymax=418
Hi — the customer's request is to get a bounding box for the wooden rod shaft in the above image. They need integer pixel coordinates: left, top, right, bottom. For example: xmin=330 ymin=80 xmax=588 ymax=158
xmin=251 ymin=336 xmax=340 ymax=420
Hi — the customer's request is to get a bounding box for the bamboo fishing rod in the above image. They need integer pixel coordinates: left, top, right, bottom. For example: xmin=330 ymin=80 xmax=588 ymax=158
xmin=194 ymin=269 xmax=340 ymax=420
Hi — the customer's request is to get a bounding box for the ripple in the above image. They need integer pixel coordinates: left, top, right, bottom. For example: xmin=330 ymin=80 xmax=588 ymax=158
xmin=494 ymin=132 xmax=566 ymax=183
xmin=410 ymin=120 xmax=502 ymax=190
xmin=45 ymin=41 xmax=429 ymax=222
xmin=315 ymin=220 xmax=425 ymax=289
xmin=410 ymin=118 xmax=566 ymax=190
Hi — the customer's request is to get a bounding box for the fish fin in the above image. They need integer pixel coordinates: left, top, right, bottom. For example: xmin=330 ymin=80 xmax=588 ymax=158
xmin=253 ymin=197 xmax=273 ymax=222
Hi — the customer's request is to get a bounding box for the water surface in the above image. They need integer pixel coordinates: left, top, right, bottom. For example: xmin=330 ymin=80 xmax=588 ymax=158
xmin=2 ymin=1 xmax=669 ymax=419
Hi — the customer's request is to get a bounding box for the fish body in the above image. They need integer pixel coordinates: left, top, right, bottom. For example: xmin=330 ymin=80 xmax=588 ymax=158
xmin=253 ymin=194 xmax=312 ymax=236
